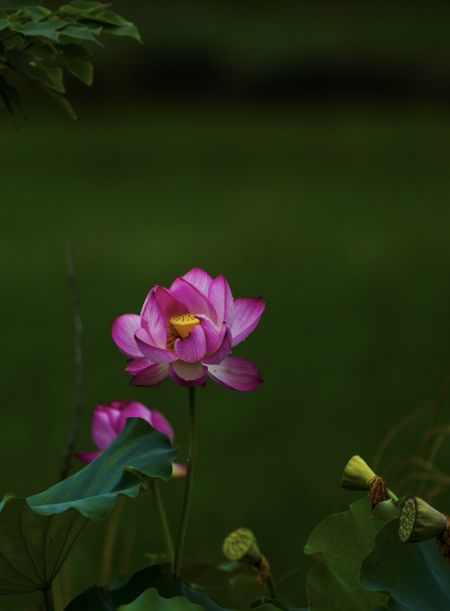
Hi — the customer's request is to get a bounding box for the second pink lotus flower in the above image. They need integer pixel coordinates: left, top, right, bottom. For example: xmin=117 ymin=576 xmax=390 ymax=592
xmin=77 ymin=400 xmax=186 ymax=477
xmin=112 ymin=268 xmax=264 ymax=390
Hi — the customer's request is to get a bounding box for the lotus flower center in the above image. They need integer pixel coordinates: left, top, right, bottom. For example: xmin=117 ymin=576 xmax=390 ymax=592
xmin=169 ymin=313 xmax=200 ymax=339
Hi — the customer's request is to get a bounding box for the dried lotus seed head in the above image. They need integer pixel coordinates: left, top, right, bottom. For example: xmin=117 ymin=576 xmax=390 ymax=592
xmin=223 ymin=528 xmax=260 ymax=562
xmin=399 ymin=496 xmax=417 ymax=543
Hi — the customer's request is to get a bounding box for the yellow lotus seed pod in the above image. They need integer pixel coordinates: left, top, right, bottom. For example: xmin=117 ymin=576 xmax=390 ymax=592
xmin=222 ymin=528 xmax=261 ymax=564
xmin=169 ymin=313 xmax=200 ymax=339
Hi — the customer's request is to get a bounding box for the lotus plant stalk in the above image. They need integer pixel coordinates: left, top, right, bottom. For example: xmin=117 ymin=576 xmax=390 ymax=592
xmin=100 ymin=496 xmax=126 ymax=587
xmin=43 ymin=588 xmax=54 ymax=611
xmin=151 ymin=479 xmax=175 ymax=563
xmin=60 ymin=244 xmax=84 ymax=482
xmin=174 ymin=387 xmax=197 ymax=578
xmin=111 ymin=268 xmax=265 ymax=578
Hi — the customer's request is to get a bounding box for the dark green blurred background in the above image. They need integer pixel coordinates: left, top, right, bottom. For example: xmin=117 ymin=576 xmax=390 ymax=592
xmin=2 ymin=2 xmax=450 ymax=609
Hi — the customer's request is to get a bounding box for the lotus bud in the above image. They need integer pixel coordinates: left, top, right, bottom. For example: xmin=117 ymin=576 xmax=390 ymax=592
xmin=341 ymin=455 xmax=376 ymax=489
xmin=399 ymin=496 xmax=447 ymax=543
xmin=223 ymin=528 xmax=261 ymax=564
xmin=341 ymin=455 xmax=391 ymax=509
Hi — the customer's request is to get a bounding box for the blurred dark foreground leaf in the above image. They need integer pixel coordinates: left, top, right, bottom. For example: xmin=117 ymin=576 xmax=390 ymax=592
xmin=251 ymin=596 xmax=307 ymax=611
xmin=117 ymin=588 xmax=203 ymax=611
xmin=304 ymin=498 xmax=398 ymax=611
xmin=0 ymin=419 xmax=176 ymax=594
xmin=182 ymin=560 xmax=267 ymax=609
xmin=65 ymin=563 xmax=235 ymax=611
xmin=361 ymin=519 xmax=450 ymax=610
xmin=66 ymin=562 xmax=303 ymax=611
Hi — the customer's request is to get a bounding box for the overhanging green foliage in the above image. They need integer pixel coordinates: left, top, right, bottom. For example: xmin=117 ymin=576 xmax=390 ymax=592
xmin=0 ymin=0 xmax=140 ymax=117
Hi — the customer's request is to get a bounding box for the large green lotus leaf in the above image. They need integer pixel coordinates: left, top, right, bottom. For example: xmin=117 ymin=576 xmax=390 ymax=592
xmin=66 ymin=563 xmax=234 ymax=611
xmin=118 ymin=588 xmax=203 ymax=611
xmin=361 ymin=519 xmax=450 ymax=610
xmin=0 ymin=419 xmax=176 ymax=594
xmin=304 ymin=498 xmax=398 ymax=611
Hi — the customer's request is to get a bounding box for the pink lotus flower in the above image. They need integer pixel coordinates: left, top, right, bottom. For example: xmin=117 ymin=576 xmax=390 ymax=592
xmin=77 ymin=400 xmax=187 ymax=477
xmin=112 ymin=268 xmax=264 ymax=390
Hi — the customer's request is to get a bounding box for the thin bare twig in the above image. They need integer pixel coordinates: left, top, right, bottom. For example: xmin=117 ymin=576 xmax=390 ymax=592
xmin=276 ymin=565 xmax=303 ymax=586
xmin=426 ymin=482 xmax=450 ymax=501
xmin=373 ymin=405 xmax=429 ymax=472
xmin=60 ymin=244 xmax=84 ymax=481
xmin=412 ymin=370 xmax=450 ymax=457
xmin=373 ymin=368 xmax=450 ymax=488
xmin=416 ymin=369 xmax=450 ymax=496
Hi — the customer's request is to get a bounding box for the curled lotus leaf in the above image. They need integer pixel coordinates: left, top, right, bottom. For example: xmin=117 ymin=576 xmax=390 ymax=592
xmin=0 ymin=419 xmax=176 ymax=594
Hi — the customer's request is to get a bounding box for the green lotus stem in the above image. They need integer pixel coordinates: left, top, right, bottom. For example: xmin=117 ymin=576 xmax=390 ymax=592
xmin=51 ymin=574 xmax=64 ymax=611
xmin=43 ymin=588 xmax=55 ymax=611
xmin=100 ymin=495 xmax=126 ymax=586
xmin=151 ymin=479 xmax=175 ymax=563
xmin=60 ymin=243 xmax=84 ymax=482
xmin=173 ymin=387 xmax=197 ymax=578
xmin=119 ymin=527 xmax=136 ymax=576
xmin=387 ymin=488 xmax=398 ymax=502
